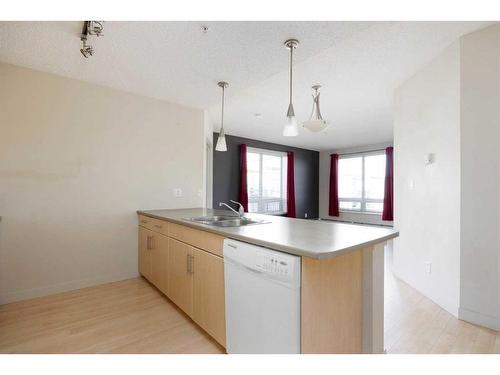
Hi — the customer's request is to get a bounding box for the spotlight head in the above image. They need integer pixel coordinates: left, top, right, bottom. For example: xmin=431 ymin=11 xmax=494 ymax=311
xmin=80 ymin=44 xmax=94 ymax=58
xmin=79 ymin=21 xmax=102 ymax=58
xmin=87 ymin=21 xmax=104 ymax=37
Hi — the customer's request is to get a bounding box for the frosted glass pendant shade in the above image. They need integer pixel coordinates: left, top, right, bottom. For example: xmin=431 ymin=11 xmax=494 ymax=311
xmin=303 ymin=119 xmax=329 ymax=133
xmin=283 ymin=115 xmax=299 ymax=137
xmin=215 ymin=127 xmax=227 ymax=151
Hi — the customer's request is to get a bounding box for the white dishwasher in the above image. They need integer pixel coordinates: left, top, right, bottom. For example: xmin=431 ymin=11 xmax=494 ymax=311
xmin=223 ymin=239 xmax=301 ymax=354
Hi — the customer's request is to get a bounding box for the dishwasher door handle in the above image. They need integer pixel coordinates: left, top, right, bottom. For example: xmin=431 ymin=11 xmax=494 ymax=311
xmin=244 ymin=265 xmax=263 ymax=274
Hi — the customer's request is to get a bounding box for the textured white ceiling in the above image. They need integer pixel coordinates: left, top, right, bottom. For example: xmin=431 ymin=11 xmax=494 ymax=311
xmin=0 ymin=21 xmax=492 ymax=150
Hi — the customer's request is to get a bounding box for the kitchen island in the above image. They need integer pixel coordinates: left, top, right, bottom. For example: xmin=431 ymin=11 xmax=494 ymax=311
xmin=137 ymin=208 xmax=399 ymax=354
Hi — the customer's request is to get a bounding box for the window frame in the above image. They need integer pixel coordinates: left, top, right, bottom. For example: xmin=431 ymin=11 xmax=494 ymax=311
xmin=246 ymin=147 xmax=288 ymax=215
xmin=338 ymin=150 xmax=386 ymax=214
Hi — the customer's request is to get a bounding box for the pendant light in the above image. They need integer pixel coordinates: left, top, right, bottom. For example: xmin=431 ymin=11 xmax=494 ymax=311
xmin=302 ymin=85 xmax=330 ymax=132
xmin=283 ymin=39 xmax=299 ymax=137
xmin=215 ymin=81 xmax=228 ymax=152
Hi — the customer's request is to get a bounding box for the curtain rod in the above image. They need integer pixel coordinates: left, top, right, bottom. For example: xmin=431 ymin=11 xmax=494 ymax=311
xmin=336 ymin=148 xmax=387 ymax=156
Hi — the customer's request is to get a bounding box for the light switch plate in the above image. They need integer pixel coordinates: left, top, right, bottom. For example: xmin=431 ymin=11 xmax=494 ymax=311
xmin=425 ymin=261 xmax=432 ymax=274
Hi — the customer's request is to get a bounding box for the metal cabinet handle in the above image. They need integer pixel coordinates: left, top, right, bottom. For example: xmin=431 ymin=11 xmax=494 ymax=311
xmin=150 ymin=235 xmax=154 ymax=250
xmin=147 ymin=235 xmax=154 ymax=250
xmin=187 ymin=254 xmax=194 ymax=274
xmin=141 ymin=220 xmax=148 ymax=224
xmin=154 ymin=224 xmax=162 ymax=229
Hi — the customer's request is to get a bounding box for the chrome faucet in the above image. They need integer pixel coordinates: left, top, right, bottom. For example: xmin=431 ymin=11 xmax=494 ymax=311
xmin=219 ymin=200 xmax=245 ymax=218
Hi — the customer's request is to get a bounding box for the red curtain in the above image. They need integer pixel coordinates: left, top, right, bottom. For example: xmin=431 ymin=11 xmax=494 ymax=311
xmin=286 ymin=152 xmax=296 ymax=218
xmin=329 ymin=154 xmax=340 ymax=216
xmin=239 ymin=144 xmax=249 ymax=212
xmin=382 ymin=147 xmax=394 ymax=221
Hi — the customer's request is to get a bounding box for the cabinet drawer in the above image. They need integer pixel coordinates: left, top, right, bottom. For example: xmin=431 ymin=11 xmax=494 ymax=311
xmin=138 ymin=214 xmax=155 ymax=230
xmin=150 ymin=218 xmax=169 ymax=236
xmin=169 ymin=223 xmax=224 ymax=257
xmin=138 ymin=215 xmax=169 ymax=236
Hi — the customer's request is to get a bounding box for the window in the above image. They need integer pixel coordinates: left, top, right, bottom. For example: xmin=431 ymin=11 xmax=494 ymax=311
xmin=338 ymin=152 xmax=386 ymax=213
xmin=247 ymin=147 xmax=287 ymax=214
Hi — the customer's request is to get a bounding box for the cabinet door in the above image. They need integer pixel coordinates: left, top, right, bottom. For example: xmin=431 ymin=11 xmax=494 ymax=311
xmin=151 ymin=233 xmax=169 ymax=295
xmin=192 ymin=247 xmax=226 ymax=347
xmin=138 ymin=226 xmax=153 ymax=280
xmin=167 ymin=238 xmax=193 ymax=315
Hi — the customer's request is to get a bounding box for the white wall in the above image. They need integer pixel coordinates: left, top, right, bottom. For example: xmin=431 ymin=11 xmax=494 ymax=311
xmin=0 ymin=63 xmax=205 ymax=304
xmin=459 ymin=25 xmax=500 ymax=330
xmin=393 ymin=42 xmax=461 ymax=316
xmin=393 ymin=25 xmax=500 ymax=329
xmin=319 ymin=142 xmax=393 ymax=226
xmin=203 ymin=110 xmax=214 ymax=209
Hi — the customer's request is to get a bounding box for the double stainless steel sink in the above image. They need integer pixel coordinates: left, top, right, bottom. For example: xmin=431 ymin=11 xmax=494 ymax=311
xmin=183 ymin=215 xmax=269 ymax=227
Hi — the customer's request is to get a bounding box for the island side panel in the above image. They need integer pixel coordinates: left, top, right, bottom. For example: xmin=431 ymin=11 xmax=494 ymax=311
xmin=300 ymin=249 xmax=363 ymax=353
xmin=362 ymin=242 xmax=385 ymax=354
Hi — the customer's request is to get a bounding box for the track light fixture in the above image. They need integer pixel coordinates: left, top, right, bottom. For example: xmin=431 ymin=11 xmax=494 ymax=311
xmin=86 ymin=21 xmax=104 ymax=37
xmin=80 ymin=21 xmax=104 ymax=58
xmin=80 ymin=36 xmax=94 ymax=58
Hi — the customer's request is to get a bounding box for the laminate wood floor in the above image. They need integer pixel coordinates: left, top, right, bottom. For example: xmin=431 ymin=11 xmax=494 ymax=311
xmin=1 ymin=259 xmax=498 ymax=354
xmin=0 ymin=278 xmax=224 ymax=354
xmin=384 ymin=250 xmax=500 ymax=354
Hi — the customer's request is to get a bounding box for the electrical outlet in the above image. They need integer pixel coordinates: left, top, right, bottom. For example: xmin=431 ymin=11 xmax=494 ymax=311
xmin=173 ymin=188 xmax=183 ymax=198
xmin=304 ymin=213 xmax=308 ymax=219
xmin=425 ymin=262 xmax=432 ymax=274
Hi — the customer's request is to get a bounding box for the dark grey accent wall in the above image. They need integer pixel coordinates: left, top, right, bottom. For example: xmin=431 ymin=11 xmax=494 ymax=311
xmin=213 ymin=133 xmax=319 ymax=219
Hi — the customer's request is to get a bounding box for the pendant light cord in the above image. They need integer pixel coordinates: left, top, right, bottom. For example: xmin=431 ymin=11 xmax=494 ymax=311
xmin=220 ymin=85 xmax=225 ymax=130
xmin=289 ymin=45 xmax=293 ymax=105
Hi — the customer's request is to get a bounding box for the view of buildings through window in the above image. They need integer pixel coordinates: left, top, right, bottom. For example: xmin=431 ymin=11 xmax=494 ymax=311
xmin=247 ymin=148 xmax=287 ymax=214
xmin=338 ymin=152 xmax=386 ymax=213
xmin=245 ymin=148 xmax=385 ymax=215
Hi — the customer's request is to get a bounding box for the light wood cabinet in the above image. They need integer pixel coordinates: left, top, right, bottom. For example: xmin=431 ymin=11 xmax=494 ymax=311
xmin=139 ymin=226 xmax=169 ymax=294
xmin=138 ymin=215 xmax=226 ymax=348
xmin=167 ymin=238 xmax=193 ymax=316
xmin=138 ymin=226 xmax=153 ymax=280
xmin=138 ymin=214 xmax=169 ymax=236
xmin=138 ymin=215 xmax=155 ymax=231
xmin=151 ymin=233 xmax=169 ymax=295
xmin=192 ymin=247 xmax=226 ymax=347
xmin=169 ymin=222 xmax=224 ymax=257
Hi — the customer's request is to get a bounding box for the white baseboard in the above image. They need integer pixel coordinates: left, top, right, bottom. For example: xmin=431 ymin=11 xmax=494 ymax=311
xmin=459 ymin=307 xmax=500 ymax=331
xmin=0 ymin=271 xmax=140 ymax=305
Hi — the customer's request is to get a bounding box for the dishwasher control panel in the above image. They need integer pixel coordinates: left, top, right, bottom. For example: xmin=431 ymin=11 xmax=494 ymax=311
xmin=255 ymin=251 xmax=294 ymax=278
xmin=223 ymin=239 xmax=301 ymax=286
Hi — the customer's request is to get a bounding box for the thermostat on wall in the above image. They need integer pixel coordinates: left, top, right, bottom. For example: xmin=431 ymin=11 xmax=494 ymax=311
xmin=424 ymin=153 xmax=435 ymax=165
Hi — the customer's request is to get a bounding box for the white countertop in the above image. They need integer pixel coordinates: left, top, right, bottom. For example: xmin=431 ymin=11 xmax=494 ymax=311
xmin=137 ymin=208 xmax=399 ymax=260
